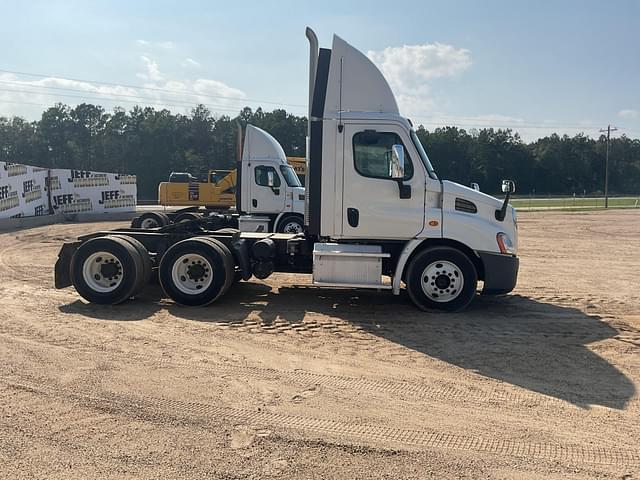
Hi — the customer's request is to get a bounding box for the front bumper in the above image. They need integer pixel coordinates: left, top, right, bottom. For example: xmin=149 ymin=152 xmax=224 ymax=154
xmin=478 ymin=251 xmax=519 ymax=295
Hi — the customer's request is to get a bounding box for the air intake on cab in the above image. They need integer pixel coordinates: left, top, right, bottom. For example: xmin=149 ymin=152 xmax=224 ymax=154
xmin=455 ymin=198 xmax=478 ymax=214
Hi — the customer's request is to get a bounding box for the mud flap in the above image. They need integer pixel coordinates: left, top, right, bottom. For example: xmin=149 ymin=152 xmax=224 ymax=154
xmin=231 ymin=238 xmax=252 ymax=280
xmin=54 ymin=241 xmax=81 ymax=288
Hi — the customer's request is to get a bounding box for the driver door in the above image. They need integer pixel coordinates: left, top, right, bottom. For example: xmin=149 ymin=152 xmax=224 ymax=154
xmin=341 ymin=124 xmax=425 ymax=239
xmin=249 ymin=164 xmax=285 ymax=213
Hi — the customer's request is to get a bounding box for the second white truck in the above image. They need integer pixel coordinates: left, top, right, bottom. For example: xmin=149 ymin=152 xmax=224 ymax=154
xmin=132 ymin=125 xmax=306 ymax=233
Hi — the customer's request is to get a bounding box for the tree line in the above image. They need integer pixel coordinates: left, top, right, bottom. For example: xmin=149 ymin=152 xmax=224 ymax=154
xmin=1 ymin=102 xmax=638 ymax=199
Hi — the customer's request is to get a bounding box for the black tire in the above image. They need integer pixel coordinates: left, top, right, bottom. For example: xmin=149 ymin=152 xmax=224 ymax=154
xmin=198 ymin=237 xmax=236 ymax=295
xmin=276 ymin=214 xmax=304 ymax=234
xmin=405 ymin=247 xmax=478 ymax=312
xmin=110 ymin=234 xmax=152 ymax=295
xmin=131 ymin=211 xmax=170 ymax=229
xmin=210 ymin=229 xmax=241 ymax=282
xmin=158 ymin=237 xmax=233 ymax=306
xmin=174 ymin=212 xmax=202 ymax=223
xmin=70 ymin=236 xmax=144 ymax=304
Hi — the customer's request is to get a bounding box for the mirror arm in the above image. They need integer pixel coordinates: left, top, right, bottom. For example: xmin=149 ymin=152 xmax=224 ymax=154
xmin=495 ymin=191 xmax=512 ymax=221
xmin=396 ymin=179 xmax=411 ymax=199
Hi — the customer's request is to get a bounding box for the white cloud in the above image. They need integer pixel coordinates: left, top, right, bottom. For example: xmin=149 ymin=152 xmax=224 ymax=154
xmin=618 ymin=109 xmax=639 ymax=120
xmin=137 ymin=56 xmax=164 ymax=82
xmin=182 ymin=58 xmax=201 ymax=68
xmin=368 ymin=43 xmax=472 ymax=115
xmin=0 ymin=57 xmax=247 ymax=120
xmin=136 ymin=39 xmax=175 ymax=50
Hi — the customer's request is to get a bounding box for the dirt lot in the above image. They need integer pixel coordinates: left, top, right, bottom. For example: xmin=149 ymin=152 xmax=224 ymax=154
xmin=1 ymin=210 xmax=639 ymax=479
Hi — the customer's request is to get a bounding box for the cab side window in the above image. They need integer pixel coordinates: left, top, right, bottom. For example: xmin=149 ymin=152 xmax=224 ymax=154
xmin=353 ymin=131 xmax=413 ymax=181
xmin=254 ymin=166 xmax=281 ymax=187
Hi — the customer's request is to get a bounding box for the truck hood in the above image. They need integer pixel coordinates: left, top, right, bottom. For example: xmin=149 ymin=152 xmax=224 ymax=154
xmin=441 ymin=180 xmax=503 ymax=209
xmin=440 ymin=180 xmax=518 ymax=255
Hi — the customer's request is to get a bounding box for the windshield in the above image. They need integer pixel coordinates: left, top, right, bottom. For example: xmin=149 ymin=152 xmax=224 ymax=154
xmin=410 ymin=129 xmax=438 ymax=180
xmin=280 ymin=165 xmax=302 ymax=187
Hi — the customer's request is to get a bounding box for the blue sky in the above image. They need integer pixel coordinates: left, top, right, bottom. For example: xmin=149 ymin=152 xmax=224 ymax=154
xmin=1 ymin=0 xmax=639 ymax=141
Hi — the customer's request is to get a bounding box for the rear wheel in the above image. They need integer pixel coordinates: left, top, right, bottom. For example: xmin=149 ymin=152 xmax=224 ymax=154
xmin=70 ymin=236 xmax=144 ymax=304
xmin=131 ymin=211 xmax=170 ymax=229
xmin=174 ymin=212 xmax=202 ymax=223
xmin=197 ymin=237 xmax=235 ymax=295
xmin=276 ymin=214 xmax=304 ymax=234
xmin=405 ymin=247 xmax=478 ymax=312
xmin=110 ymin=234 xmax=152 ymax=295
xmin=158 ymin=237 xmax=234 ymax=306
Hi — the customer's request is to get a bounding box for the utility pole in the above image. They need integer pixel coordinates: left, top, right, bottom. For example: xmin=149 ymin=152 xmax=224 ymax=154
xmin=599 ymin=125 xmax=618 ymax=208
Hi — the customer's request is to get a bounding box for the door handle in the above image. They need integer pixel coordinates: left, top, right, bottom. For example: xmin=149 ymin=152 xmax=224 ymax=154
xmin=252 ymin=199 xmax=257 ymax=208
xmin=347 ymin=208 xmax=359 ymax=227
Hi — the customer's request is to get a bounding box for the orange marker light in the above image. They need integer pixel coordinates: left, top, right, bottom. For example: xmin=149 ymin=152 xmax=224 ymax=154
xmin=428 ymin=220 xmax=439 ymax=227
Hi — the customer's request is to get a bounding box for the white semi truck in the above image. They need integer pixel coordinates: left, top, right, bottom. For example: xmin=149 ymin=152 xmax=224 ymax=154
xmin=54 ymin=28 xmax=518 ymax=312
xmin=131 ymin=124 xmax=306 ymax=233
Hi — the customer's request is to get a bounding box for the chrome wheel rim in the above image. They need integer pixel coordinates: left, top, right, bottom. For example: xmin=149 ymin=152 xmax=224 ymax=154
xmin=82 ymin=251 xmax=123 ymax=293
xmin=282 ymin=220 xmax=303 ymax=233
xmin=420 ymin=260 xmax=464 ymax=303
xmin=141 ymin=217 xmax=159 ymax=229
xmin=171 ymin=253 xmax=213 ymax=295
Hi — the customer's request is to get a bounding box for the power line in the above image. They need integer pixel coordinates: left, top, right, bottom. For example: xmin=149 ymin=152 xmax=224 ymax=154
xmin=1 ymin=68 xmax=620 ymax=131
xmin=0 ymin=88 xmax=254 ymax=115
xmin=0 ymin=68 xmax=306 ymax=109
xmin=0 ymin=73 xmax=638 ymax=141
xmin=0 ymin=79 xmax=258 ymax=108
xmin=0 ymin=86 xmax=306 ymax=116
xmin=0 ymin=97 xmax=269 ymax=118
xmin=410 ymin=118 xmax=603 ymax=131
xmin=409 ymin=114 xmax=602 ymax=129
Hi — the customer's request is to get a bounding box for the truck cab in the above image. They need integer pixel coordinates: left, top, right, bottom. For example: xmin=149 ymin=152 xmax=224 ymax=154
xmin=304 ymin=29 xmax=518 ymax=309
xmin=237 ymin=125 xmax=305 ymax=233
xmin=148 ymin=125 xmax=305 ymax=233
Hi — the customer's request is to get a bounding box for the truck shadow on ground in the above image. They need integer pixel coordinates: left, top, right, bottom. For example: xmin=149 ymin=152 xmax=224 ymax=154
xmin=59 ymin=281 xmax=636 ymax=410
xmin=223 ymin=283 xmax=636 ymax=410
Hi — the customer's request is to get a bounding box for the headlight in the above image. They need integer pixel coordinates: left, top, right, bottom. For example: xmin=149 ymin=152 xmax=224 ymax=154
xmin=497 ymin=232 xmax=516 ymax=255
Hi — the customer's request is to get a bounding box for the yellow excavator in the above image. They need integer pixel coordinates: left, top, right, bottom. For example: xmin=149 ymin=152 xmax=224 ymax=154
xmin=157 ymin=157 xmax=306 ymax=208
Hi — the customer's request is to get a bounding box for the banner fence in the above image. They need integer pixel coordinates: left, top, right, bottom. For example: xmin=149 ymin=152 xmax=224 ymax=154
xmin=0 ymin=161 xmax=137 ymax=219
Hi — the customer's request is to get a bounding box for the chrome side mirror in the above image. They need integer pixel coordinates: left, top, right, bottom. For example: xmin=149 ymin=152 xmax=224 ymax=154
xmin=267 ymin=171 xmax=275 ymax=187
xmin=471 ymin=182 xmax=480 ymax=191
xmin=496 ymin=179 xmax=515 ymax=221
xmin=501 ymin=179 xmax=516 ymax=194
xmin=390 ymin=144 xmax=405 ymax=179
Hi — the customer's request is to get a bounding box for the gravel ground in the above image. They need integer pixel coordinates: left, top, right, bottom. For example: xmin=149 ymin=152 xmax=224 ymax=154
xmin=0 ymin=210 xmax=639 ymax=479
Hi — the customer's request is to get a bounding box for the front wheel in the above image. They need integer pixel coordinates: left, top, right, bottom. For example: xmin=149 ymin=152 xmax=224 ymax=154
xmin=405 ymin=247 xmax=478 ymax=312
xmin=276 ymin=214 xmax=304 ymax=234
